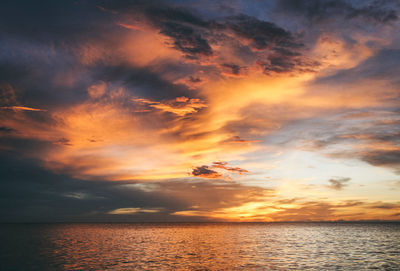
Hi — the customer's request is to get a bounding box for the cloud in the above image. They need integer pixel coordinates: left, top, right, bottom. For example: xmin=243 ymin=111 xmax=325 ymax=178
xmin=87 ymin=81 xmax=107 ymax=99
xmin=326 ymin=177 xmax=351 ymax=190
xmin=174 ymin=75 xmax=206 ymax=90
xmin=0 ymin=149 xmax=275 ymax=222
xmin=191 ymin=161 xmax=249 ymax=179
xmin=108 ymin=207 xmax=161 ymax=215
xmin=94 ymin=64 xmax=193 ymax=100
xmin=369 ymin=202 xmax=400 ymax=210
xmin=173 ymin=198 xmax=400 ymax=221
xmin=211 ymin=14 xmax=321 ymax=75
xmin=0 ymin=84 xmax=45 ymax=112
xmin=0 ymin=83 xmax=17 ymax=106
xmin=212 ymin=161 xmax=248 ymax=174
xmin=176 ymin=96 xmax=189 ymax=103
xmin=223 ymin=14 xmax=302 ymax=51
xmin=218 ymin=14 xmax=316 ymax=75
xmin=1 ymin=0 xmax=399 ymax=223
xmin=276 ymin=0 xmax=398 ymax=24
xmin=316 ymin=49 xmax=400 ymax=87
xmin=0 ymin=40 xmax=92 ymax=109
xmin=298 ymin=109 xmax=400 ymax=174
xmin=133 ymin=96 xmax=207 ymax=116
xmin=0 ymin=126 xmax=15 ymax=133
xmin=0 ymin=106 xmax=45 ymax=112
xmin=105 ymin=2 xmax=315 ymax=75
xmin=159 ymin=22 xmax=213 ymax=60
xmin=220 ymin=63 xmax=248 ymax=77
xmin=221 ymin=103 xmax=286 ymax=138
xmin=223 ymin=136 xmax=261 ymax=144
xmin=104 ymin=2 xmax=213 ymax=60
xmin=257 ymin=55 xmax=319 ymax=74
xmin=191 ymin=165 xmax=223 ymax=179
xmin=53 ymin=138 xmax=72 ymax=146
xmin=361 ymin=150 xmax=400 ymax=173
xmin=1 ymin=143 xmax=399 ymax=222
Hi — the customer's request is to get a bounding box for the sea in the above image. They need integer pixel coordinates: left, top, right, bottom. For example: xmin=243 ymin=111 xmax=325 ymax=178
xmin=0 ymin=222 xmax=399 ymax=270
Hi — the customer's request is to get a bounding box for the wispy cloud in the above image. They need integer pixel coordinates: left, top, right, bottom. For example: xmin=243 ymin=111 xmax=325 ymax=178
xmin=108 ymin=208 xmax=161 ymax=215
xmin=0 ymin=106 xmax=45 ymax=112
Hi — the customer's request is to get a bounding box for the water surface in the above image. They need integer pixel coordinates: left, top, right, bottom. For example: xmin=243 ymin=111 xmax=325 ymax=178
xmin=1 ymin=222 xmax=399 ymax=270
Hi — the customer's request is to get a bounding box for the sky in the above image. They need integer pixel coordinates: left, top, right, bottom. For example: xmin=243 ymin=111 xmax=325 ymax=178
xmin=1 ymin=0 xmax=400 ymax=222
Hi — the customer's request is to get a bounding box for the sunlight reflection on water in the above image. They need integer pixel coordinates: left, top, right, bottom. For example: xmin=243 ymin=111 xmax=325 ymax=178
xmin=1 ymin=223 xmax=399 ymax=270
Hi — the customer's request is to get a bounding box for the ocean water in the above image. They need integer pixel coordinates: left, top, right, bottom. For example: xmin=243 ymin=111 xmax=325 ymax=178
xmin=0 ymin=223 xmax=399 ymax=270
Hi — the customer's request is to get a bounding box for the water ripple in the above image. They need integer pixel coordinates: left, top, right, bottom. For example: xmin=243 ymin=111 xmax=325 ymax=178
xmin=1 ymin=223 xmax=399 ymax=270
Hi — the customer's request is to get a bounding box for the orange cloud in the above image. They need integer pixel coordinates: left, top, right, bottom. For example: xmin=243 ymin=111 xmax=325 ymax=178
xmin=87 ymin=81 xmax=107 ymax=99
xmin=133 ymin=97 xmax=207 ymax=117
xmin=174 ymin=199 xmax=400 ymax=222
xmin=223 ymin=136 xmax=261 ymax=144
xmin=0 ymin=106 xmax=45 ymax=112
xmin=212 ymin=161 xmax=248 ymax=174
xmin=174 ymin=75 xmax=207 ymax=90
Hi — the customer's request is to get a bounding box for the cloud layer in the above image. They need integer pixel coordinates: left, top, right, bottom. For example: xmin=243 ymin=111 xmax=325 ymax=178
xmin=1 ymin=0 xmax=400 ymax=222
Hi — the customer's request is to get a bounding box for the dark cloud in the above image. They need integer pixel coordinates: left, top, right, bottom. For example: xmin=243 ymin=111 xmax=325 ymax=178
xmin=103 ymin=1 xmax=213 ymax=59
xmin=361 ymin=150 xmax=400 ymax=172
xmin=219 ymin=14 xmax=315 ymax=74
xmin=0 ymin=0 xmax=114 ymax=43
xmin=0 ymin=166 xmax=179 ymax=222
xmin=276 ymin=0 xmax=398 ymax=24
xmin=190 ymin=162 xmax=248 ymax=179
xmin=187 ymin=76 xmax=203 ymax=83
xmin=258 ymin=56 xmax=294 ymax=74
xmin=105 ymin=2 xmax=313 ymax=74
xmin=318 ymin=144 xmax=400 ymax=175
xmin=369 ymin=202 xmax=400 ymax=210
xmin=290 ymin=107 xmax=400 ymax=174
xmin=220 ymin=63 xmax=247 ymax=77
xmin=0 ymin=44 xmax=90 ymax=110
xmin=94 ymin=63 xmax=197 ymax=100
xmin=53 ymin=138 xmax=72 ymax=146
xmin=0 ymin=149 xmax=274 ymax=222
xmin=258 ymin=55 xmax=319 ymax=74
xmin=0 ymin=83 xmax=17 ymax=106
xmin=0 ymin=126 xmax=15 ymax=133
xmin=112 ymin=1 xmax=209 ymax=28
xmin=0 ymin=137 xmax=56 ymax=158
xmin=223 ymin=14 xmax=302 ymax=51
xmin=1 ymin=1 xmax=191 ymax=110
xmin=326 ymin=177 xmax=350 ymax=190
xmin=159 ymin=22 xmax=213 ymax=59
xmin=305 ymin=121 xmax=400 ymax=174
xmin=174 ymin=75 xmax=206 ymax=90
xmin=368 ymin=132 xmax=400 ymax=143
xmin=191 ymin=165 xmax=222 ymax=179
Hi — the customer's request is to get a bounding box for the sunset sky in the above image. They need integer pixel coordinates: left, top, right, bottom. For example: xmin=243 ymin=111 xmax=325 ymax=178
xmin=1 ymin=0 xmax=400 ymax=222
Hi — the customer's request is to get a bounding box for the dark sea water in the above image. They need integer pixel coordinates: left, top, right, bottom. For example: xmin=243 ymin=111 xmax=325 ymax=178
xmin=0 ymin=222 xmax=399 ymax=270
